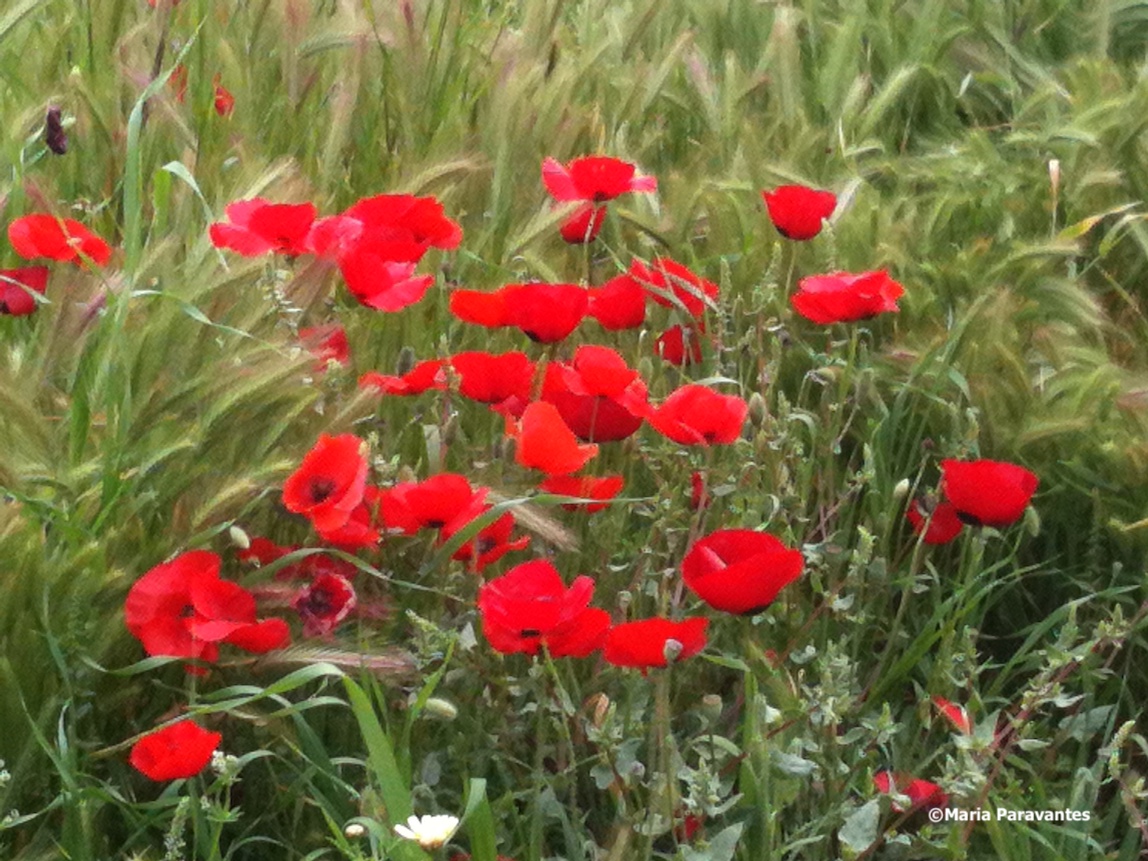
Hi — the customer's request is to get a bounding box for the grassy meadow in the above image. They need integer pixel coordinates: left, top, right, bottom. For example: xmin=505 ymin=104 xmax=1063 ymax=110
xmin=2 ymin=0 xmax=1148 ymax=858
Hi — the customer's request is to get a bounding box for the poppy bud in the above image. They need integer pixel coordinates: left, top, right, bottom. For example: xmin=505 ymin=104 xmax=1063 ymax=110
xmin=701 ymin=693 xmax=723 ymax=725
xmin=228 ymin=525 xmax=251 ymax=549
xmin=748 ymin=392 xmax=767 ymax=427
xmin=663 ymin=638 xmax=684 ymax=664
xmin=892 ymin=478 xmax=910 ymax=501
xmin=396 ymin=345 xmax=416 ymax=376
xmin=617 ymin=590 xmax=632 ymax=613
xmin=423 ymin=698 xmax=458 ymax=721
xmin=585 ymin=692 xmax=610 ymax=727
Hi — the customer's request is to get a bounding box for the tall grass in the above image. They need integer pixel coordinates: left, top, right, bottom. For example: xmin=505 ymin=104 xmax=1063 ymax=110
xmin=1 ymin=0 xmax=1147 ymax=858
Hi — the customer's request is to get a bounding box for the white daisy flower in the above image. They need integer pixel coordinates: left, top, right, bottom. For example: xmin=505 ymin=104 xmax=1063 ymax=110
xmin=393 ymin=813 xmax=459 ymax=850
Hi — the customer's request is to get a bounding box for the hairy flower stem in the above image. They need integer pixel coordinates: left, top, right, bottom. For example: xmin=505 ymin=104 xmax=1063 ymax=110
xmin=648 ymin=667 xmax=677 ymax=855
xmin=530 ymin=677 xmax=546 ymax=861
xmin=672 ymin=446 xmax=714 ymax=611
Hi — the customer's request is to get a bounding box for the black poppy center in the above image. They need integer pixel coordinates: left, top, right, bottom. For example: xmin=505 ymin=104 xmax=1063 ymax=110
xmin=520 ymin=628 xmax=541 ymax=638
xmin=955 ymin=510 xmax=983 ymax=527
xmin=302 ymin=588 xmax=334 ymax=615
xmin=309 ymin=478 xmax=337 ymax=503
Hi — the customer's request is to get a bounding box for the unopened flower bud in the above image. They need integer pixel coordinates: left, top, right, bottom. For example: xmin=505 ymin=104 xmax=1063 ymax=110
xmin=617 ymin=590 xmax=632 ymax=613
xmin=228 ymin=525 xmax=250 ymax=549
xmin=423 ymin=698 xmax=458 ymax=721
xmin=892 ymin=478 xmax=910 ymax=501
xmin=701 ymin=694 xmax=723 ymax=724
xmin=586 ymin=692 xmax=610 ymax=727
xmin=395 ymin=346 xmax=416 ymax=377
xmin=344 ymin=822 xmax=366 ymax=838
xmin=748 ymin=392 xmax=768 ymax=427
xmin=663 ymin=638 xmax=684 ymax=664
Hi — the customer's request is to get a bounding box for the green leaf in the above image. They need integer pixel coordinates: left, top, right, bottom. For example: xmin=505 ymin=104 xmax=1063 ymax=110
xmin=838 ymin=800 xmax=880 ymax=857
xmin=680 ymin=822 xmax=744 ymax=861
xmin=343 ymin=677 xmax=413 ymax=824
xmin=460 ymin=778 xmax=499 ymax=861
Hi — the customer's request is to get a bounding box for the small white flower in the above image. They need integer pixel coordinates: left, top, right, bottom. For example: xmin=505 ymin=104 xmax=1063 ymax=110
xmin=393 ymin=814 xmax=459 ymax=850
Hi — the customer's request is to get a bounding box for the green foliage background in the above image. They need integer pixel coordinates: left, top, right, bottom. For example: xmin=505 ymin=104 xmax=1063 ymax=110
xmin=1 ymin=0 xmax=1147 ymax=859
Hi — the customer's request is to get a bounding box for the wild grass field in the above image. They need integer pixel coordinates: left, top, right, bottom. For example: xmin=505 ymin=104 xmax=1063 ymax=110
xmin=1 ymin=0 xmax=1148 ymax=859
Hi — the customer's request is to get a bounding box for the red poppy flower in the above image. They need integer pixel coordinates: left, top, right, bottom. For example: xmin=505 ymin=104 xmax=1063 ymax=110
xmin=682 ymin=529 xmax=804 ymax=615
xmin=762 ymin=185 xmax=837 ymax=241
xmin=237 ymin=538 xmax=354 ymax=582
xmin=587 ymin=274 xmax=646 ymax=330
xmin=539 ymin=475 xmax=624 ymax=513
xmin=293 ymin=571 xmax=356 ymax=636
xmin=513 ymin=402 xmax=599 ymax=476
xmin=209 ymin=198 xmax=317 ymax=257
xmin=543 ymin=156 xmax=656 ymax=244
xmin=8 ymin=215 xmax=112 ymax=267
xmin=906 ymin=498 xmax=963 ymax=544
xmin=339 ymin=193 xmax=463 ymax=251
xmin=129 ymin=721 xmax=221 ymax=782
xmin=381 ymin=473 xmax=488 ymax=534
xmin=791 ymin=270 xmax=904 ymax=324
xmin=299 ymin=324 xmax=350 ymax=369
xmin=542 ymin=346 xmax=650 ymax=442
xmin=655 ymin=323 xmax=704 ymax=366
xmin=282 ymin=434 xmax=369 ymax=533
xmin=542 ymin=155 xmax=657 ymax=203
xmin=124 ymin=550 xmax=290 ymax=662
xmin=630 ymin=258 xmax=718 ymax=321
xmin=932 ymin=697 xmax=971 ymax=735
xmin=359 ymin=359 xmax=447 ymax=396
xmin=603 ymin=617 xmax=708 ymax=670
xmin=559 ymin=204 xmax=607 ymax=244
xmin=478 ymin=560 xmax=609 ymax=657
xmin=441 ymin=506 xmax=530 ymax=572
xmin=237 ymin=537 xmax=299 ymax=569
xmin=314 ymin=489 xmax=382 ymax=549
xmin=939 ymin=459 xmax=1038 ymax=527
xmin=307 ymin=215 xmax=427 ymax=264
xmin=213 ymin=74 xmax=235 ymax=116
xmin=340 ymin=256 xmax=434 ymax=312
xmin=252 ymin=548 xmax=359 ymax=583
xmin=873 ymin=771 xmax=948 ymax=812
xmin=450 ymin=351 xmax=535 ymax=405
xmin=649 ymin=385 xmax=747 ymax=446
xmin=0 ymin=267 xmax=49 ymax=316
xmin=450 ymin=282 xmax=588 ymax=343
